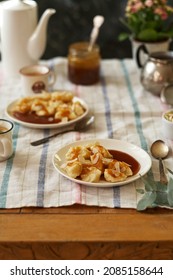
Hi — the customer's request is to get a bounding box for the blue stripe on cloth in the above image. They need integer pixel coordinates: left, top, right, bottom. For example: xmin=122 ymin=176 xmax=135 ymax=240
xmin=100 ymin=69 xmax=113 ymax=138
xmin=37 ymin=129 xmax=49 ymax=207
xmin=100 ymin=67 xmax=121 ymax=207
xmin=113 ymin=187 xmax=121 ymax=207
xmin=0 ymin=123 xmax=20 ymax=208
xmin=120 ymin=60 xmax=148 ymax=151
xmin=121 ymin=60 xmax=154 ymax=181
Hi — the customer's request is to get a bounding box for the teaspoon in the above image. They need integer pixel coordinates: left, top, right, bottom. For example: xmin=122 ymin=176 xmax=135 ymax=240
xmin=150 ymin=139 xmax=169 ymax=184
xmin=88 ymin=15 xmax=104 ymax=51
xmin=30 ymin=115 xmax=95 ymax=146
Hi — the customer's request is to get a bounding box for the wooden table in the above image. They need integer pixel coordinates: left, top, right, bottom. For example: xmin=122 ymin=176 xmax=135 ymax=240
xmin=1 ymin=205 xmax=173 ymax=260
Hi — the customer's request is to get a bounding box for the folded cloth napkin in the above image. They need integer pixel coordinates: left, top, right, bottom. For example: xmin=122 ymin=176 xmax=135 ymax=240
xmin=0 ymin=58 xmax=173 ymax=209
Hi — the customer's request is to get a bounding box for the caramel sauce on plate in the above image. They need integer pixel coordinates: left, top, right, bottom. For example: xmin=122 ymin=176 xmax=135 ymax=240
xmin=109 ymin=149 xmax=140 ymax=175
xmin=13 ymin=111 xmax=61 ymax=124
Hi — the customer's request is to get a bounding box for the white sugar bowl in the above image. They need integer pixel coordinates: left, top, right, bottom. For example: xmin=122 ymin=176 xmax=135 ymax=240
xmin=162 ymin=110 xmax=173 ymax=140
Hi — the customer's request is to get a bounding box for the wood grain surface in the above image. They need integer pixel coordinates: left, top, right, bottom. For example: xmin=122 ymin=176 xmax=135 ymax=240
xmin=1 ymin=205 xmax=173 ymax=259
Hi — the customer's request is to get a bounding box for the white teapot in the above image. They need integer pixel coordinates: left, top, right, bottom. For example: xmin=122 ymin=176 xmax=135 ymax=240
xmin=0 ymin=0 xmax=56 ymax=77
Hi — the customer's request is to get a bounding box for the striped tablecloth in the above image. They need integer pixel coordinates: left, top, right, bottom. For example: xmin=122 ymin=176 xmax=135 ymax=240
xmin=0 ymin=58 xmax=173 ymax=209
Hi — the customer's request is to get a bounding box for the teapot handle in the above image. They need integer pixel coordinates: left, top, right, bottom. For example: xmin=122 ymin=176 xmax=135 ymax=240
xmin=136 ymin=44 xmax=148 ymax=68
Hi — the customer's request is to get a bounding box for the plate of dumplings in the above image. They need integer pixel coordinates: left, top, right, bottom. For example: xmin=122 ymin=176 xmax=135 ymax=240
xmin=52 ymin=139 xmax=151 ymax=187
xmin=6 ymin=90 xmax=88 ymax=129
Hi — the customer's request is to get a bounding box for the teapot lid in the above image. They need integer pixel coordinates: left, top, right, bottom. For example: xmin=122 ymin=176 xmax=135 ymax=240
xmin=150 ymin=52 xmax=173 ymax=64
xmin=2 ymin=0 xmax=37 ymax=11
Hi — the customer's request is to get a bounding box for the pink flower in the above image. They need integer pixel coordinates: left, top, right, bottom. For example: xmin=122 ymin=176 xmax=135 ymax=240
xmin=122 ymin=0 xmax=173 ymax=41
xmin=154 ymin=7 xmax=168 ymax=20
xmin=126 ymin=1 xmax=144 ymax=14
xmin=134 ymin=2 xmax=144 ymax=11
xmin=145 ymin=0 xmax=153 ymax=7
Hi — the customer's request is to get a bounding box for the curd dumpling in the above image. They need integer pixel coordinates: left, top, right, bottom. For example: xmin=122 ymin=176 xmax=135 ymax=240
xmin=81 ymin=166 xmax=101 ymax=183
xmin=65 ymin=146 xmax=91 ymax=161
xmin=108 ymin=160 xmax=133 ymax=177
xmin=104 ymin=169 xmax=127 ymax=183
xmin=90 ymin=143 xmax=113 ymax=158
xmin=90 ymin=153 xmax=104 ymax=173
xmin=52 ymin=91 xmax=73 ymax=102
xmin=64 ymin=161 xmax=82 ymax=178
xmin=73 ymin=102 xmax=85 ymax=116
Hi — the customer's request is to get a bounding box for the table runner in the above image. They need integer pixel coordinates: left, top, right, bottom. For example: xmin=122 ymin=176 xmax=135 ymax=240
xmin=0 ymin=58 xmax=173 ymax=209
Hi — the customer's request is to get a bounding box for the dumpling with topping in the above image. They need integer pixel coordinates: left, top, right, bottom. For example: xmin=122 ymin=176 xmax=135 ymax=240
xmin=104 ymin=169 xmax=127 ymax=182
xmin=108 ymin=160 xmax=133 ymax=176
xmin=90 ymin=153 xmax=104 ymax=173
xmin=89 ymin=143 xmax=113 ymax=158
xmin=65 ymin=146 xmax=91 ymax=161
xmin=80 ymin=166 xmax=101 ymax=182
xmin=62 ymin=160 xmax=82 ymax=178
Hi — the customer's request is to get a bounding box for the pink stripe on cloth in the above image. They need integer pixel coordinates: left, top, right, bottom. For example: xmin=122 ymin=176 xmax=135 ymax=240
xmin=73 ymin=85 xmax=83 ymax=204
xmin=74 ymin=130 xmax=83 ymax=204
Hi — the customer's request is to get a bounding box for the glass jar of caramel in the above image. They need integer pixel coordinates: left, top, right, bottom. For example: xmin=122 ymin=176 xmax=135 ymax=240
xmin=68 ymin=42 xmax=101 ymax=85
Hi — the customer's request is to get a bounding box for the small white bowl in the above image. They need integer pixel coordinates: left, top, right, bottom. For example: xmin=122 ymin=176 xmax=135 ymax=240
xmin=162 ymin=109 xmax=173 ymax=140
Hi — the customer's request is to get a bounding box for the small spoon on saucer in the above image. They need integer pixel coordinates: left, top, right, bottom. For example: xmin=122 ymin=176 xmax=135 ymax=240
xmin=150 ymin=139 xmax=169 ymax=184
xmin=88 ymin=15 xmax=104 ymax=52
xmin=30 ymin=115 xmax=95 ymax=146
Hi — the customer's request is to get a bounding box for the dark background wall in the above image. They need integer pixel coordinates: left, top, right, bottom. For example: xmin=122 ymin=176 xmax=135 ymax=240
xmin=1 ymin=0 xmax=173 ymax=59
xmin=36 ymin=0 xmax=132 ymax=59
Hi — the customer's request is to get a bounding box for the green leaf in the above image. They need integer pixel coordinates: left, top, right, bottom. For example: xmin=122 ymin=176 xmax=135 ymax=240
xmin=156 ymin=181 xmax=168 ymax=192
xmin=136 ymin=188 xmax=145 ymax=194
xmin=136 ymin=173 xmax=173 ymax=210
xmin=153 ymin=181 xmax=168 ymax=206
xmin=137 ymin=191 xmax=156 ymax=211
xmin=155 ymin=191 xmax=169 ymax=206
xmin=118 ymin=33 xmax=130 ymax=41
xmin=138 ymin=29 xmax=158 ymax=41
xmin=140 ymin=175 xmax=157 ymax=191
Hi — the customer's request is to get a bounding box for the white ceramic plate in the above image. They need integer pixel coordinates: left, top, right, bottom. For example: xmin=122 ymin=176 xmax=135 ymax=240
xmin=5 ymin=96 xmax=89 ymax=129
xmin=52 ymin=139 xmax=152 ymax=187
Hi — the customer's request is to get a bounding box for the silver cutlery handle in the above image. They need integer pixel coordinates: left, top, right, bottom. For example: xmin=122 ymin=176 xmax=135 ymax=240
xmin=30 ymin=128 xmax=73 ymax=146
xmin=159 ymin=158 xmax=168 ymax=185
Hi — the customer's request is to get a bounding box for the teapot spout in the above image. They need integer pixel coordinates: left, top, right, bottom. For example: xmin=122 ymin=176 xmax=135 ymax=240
xmin=27 ymin=9 xmax=56 ymax=60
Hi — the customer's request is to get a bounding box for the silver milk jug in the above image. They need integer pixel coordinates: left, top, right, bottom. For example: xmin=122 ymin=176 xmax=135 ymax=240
xmin=140 ymin=52 xmax=173 ymax=96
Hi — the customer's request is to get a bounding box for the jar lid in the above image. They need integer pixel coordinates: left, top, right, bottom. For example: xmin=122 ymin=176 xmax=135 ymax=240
xmin=69 ymin=42 xmax=99 ymax=56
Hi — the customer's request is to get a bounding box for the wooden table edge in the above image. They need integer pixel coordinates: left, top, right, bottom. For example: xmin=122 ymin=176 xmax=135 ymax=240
xmin=1 ymin=211 xmax=173 ymax=242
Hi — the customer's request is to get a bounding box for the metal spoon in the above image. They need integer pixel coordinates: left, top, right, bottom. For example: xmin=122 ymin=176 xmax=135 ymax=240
xmin=88 ymin=15 xmax=104 ymax=52
xmin=150 ymin=139 xmax=169 ymax=184
xmin=30 ymin=115 xmax=95 ymax=146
